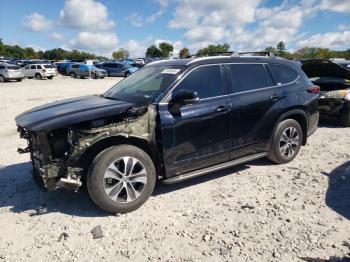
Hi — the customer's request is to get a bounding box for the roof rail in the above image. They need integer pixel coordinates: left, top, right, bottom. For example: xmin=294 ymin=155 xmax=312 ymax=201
xmin=188 ymin=51 xmax=276 ymax=59
xmin=238 ymin=51 xmax=275 ymax=57
xmin=189 ymin=51 xmax=237 ymax=58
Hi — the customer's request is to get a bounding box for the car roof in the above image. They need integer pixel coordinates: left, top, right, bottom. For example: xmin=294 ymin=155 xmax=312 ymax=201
xmin=146 ymin=56 xmax=300 ymax=69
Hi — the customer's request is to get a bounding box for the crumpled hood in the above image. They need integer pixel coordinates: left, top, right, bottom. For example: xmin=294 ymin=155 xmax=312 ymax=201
xmin=15 ymin=95 xmax=134 ymax=132
xmin=301 ymin=59 xmax=350 ymax=79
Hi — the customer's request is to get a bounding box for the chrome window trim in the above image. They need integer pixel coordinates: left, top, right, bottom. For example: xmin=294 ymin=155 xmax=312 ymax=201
xmin=159 ymin=62 xmax=299 ymax=105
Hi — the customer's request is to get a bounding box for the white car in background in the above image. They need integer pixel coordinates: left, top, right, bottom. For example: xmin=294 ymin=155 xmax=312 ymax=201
xmin=22 ymin=64 xmax=57 ymax=80
xmin=0 ymin=63 xmax=24 ymax=82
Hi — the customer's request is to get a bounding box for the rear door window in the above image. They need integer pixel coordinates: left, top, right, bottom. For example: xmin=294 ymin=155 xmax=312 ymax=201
xmin=37 ymin=65 xmax=42 ymax=69
xmin=174 ymin=65 xmax=223 ymax=99
xmin=30 ymin=65 xmax=36 ymax=69
xmin=0 ymin=66 xmax=5 ymax=69
xmin=268 ymin=64 xmax=298 ymax=85
xmin=228 ymin=64 xmax=268 ymax=93
xmin=72 ymin=65 xmax=79 ymax=69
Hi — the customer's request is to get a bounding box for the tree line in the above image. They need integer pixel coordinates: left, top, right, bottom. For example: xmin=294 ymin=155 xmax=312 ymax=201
xmin=0 ymin=39 xmax=105 ymax=60
xmin=1 ymin=38 xmax=350 ymax=60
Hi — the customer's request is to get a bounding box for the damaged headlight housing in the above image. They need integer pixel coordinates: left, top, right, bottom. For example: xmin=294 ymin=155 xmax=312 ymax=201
xmin=320 ymin=89 xmax=350 ymax=101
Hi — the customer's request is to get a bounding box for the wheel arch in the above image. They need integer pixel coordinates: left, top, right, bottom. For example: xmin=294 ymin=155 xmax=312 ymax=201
xmin=273 ymin=109 xmax=308 ymax=146
xmin=78 ymin=135 xmax=162 ymax=178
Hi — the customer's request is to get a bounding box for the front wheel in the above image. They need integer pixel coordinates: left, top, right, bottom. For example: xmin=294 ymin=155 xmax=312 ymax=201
xmin=87 ymin=145 xmax=156 ymax=214
xmin=70 ymin=72 xmax=76 ymax=78
xmin=125 ymin=72 xmax=130 ymax=77
xmin=47 ymin=76 xmax=53 ymax=80
xmin=0 ymin=75 xmax=5 ymax=82
xmin=268 ymin=119 xmax=303 ymax=164
xmin=35 ymin=73 xmax=42 ymax=80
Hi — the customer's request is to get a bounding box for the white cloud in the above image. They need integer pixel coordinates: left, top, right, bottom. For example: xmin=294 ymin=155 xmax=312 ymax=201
xmin=168 ymin=0 xmax=322 ymax=51
xmin=126 ymin=10 xmax=164 ymax=27
xmin=297 ymin=30 xmax=350 ymax=49
xmin=320 ymin=0 xmax=350 ymax=13
xmin=23 ymin=13 xmax=53 ymax=32
xmin=59 ymin=0 xmax=115 ymax=30
xmin=70 ymin=32 xmax=119 ymax=52
xmin=126 ymin=13 xmax=144 ymax=27
xmin=123 ymin=38 xmax=183 ymax=58
xmin=338 ymin=24 xmax=350 ymax=30
xmin=49 ymin=32 xmax=64 ymax=41
xmin=154 ymin=0 xmax=170 ymax=7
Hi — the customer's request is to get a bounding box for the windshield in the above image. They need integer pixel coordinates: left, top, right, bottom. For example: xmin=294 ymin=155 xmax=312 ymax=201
xmin=103 ymin=65 xmax=183 ymax=104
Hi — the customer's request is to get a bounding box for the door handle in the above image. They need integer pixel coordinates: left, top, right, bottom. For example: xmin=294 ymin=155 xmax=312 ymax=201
xmin=269 ymin=94 xmax=281 ymax=101
xmin=216 ymin=106 xmax=230 ymax=112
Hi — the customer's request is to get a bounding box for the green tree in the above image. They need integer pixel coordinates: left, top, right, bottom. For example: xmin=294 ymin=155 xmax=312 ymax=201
xmin=179 ymin=47 xmax=190 ymax=58
xmin=145 ymin=45 xmax=162 ymax=57
xmin=112 ymin=48 xmax=129 ymax=60
xmin=197 ymin=43 xmax=230 ymax=56
xmin=159 ymin=42 xmax=174 ymax=58
xmin=276 ymin=41 xmax=286 ymax=56
xmin=264 ymin=46 xmax=277 ymax=54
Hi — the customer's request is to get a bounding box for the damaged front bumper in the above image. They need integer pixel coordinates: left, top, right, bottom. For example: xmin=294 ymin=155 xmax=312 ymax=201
xmin=318 ymin=89 xmax=350 ymax=117
xmin=17 ymin=127 xmax=83 ymax=191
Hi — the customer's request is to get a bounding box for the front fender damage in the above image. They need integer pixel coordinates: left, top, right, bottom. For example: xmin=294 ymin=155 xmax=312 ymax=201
xmin=18 ymin=105 xmax=159 ymax=191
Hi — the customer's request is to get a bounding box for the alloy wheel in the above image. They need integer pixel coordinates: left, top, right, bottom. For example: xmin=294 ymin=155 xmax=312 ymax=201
xmin=279 ymin=127 xmax=300 ymax=158
xmin=103 ymin=156 xmax=148 ymax=203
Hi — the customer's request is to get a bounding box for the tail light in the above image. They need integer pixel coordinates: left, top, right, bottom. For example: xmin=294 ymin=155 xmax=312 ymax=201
xmin=307 ymin=86 xmax=320 ymax=94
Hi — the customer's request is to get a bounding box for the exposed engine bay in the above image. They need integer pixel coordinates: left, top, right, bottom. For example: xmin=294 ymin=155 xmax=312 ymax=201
xmin=17 ymin=104 xmax=159 ymax=191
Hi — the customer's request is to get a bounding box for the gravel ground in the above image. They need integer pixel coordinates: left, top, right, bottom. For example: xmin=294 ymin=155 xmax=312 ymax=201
xmin=0 ymin=75 xmax=349 ymax=262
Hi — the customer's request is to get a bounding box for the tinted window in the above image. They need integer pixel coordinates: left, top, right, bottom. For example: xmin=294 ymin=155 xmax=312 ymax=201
xmin=37 ymin=65 xmax=42 ymax=69
xmin=0 ymin=66 xmax=4 ymax=69
xmin=7 ymin=66 xmax=20 ymax=70
xmin=44 ymin=64 xmax=54 ymax=68
xmin=175 ymin=65 xmax=222 ymax=99
xmin=30 ymin=65 xmax=36 ymax=69
xmin=269 ymin=64 xmax=298 ymax=85
xmin=72 ymin=65 xmax=79 ymax=68
xmin=229 ymin=64 xmax=268 ymax=93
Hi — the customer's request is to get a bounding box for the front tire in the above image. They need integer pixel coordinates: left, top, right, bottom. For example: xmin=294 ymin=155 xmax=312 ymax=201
xmin=0 ymin=75 xmax=5 ymax=82
xmin=70 ymin=72 xmax=76 ymax=78
xmin=268 ymin=119 xmax=303 ymax=164
xmin=87 ymin=145 xmax=156 ymax=214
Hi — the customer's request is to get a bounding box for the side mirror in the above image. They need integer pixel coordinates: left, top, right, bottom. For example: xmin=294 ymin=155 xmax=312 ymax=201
xmin=171 ymin=89 xmax=199 ymax=104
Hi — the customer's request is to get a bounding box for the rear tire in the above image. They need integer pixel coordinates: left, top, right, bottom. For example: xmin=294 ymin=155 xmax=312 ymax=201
xmin=0 ymin=75 xmax=5 ymax=82
xmin=47 ymin=76 xmax=53 ymax=80
xmin=87 ymin=145 xmax=156 ymax=214
xmin=70 ymin=72 xmax=76 ymax=78
xmin=340 ymin=107 xmax=350 ymax=127
xmin=16 ymin=78 xmax=22 ymax=82
xmin=35 ymin=73 xmax=42 ymax=80
xmin=268 ymin=119 xmax=303 ymax=164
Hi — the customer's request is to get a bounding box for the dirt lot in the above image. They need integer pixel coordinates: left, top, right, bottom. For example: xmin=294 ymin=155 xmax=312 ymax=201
xmin=0 ymin=75 xmax=349 ymax=262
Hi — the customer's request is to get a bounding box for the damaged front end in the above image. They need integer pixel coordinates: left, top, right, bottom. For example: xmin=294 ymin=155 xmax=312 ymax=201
xmin=318 ymin=89 xmax=350 ymax=117
xmin=17 ymin=104 xmax=158 ymax=192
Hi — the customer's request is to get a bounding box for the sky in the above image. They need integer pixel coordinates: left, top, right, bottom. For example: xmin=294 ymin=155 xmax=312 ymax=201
xmin=0 ymin=0 xmax=349 ymax=57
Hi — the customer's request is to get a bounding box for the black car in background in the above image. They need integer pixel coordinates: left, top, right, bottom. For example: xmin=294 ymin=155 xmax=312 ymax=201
xmin=16 ymin=54 xmax=319 ymax=214
xmin=302 ymin=59 xmax=350 ymax=126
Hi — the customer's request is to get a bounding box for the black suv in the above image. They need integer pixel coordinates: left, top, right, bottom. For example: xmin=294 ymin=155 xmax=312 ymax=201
xmin=16 ymin=54 xmax=319 ymax=213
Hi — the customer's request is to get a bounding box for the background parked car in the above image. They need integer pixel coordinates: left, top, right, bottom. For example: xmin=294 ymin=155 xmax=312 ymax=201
xmin=301 ymin=59 xmax=350 ymax=126
xmin=56 ymin=62 xmax=76 ymax=75
xmin=0 ymin=63 xmax=24 ymax=82
xmin=67 ymin=64 xmax=107 ymax=79
xmin=22 ymin=63 xmax=57 ymax=80
xmin=95 ymin=62 xmax=138 ymax=77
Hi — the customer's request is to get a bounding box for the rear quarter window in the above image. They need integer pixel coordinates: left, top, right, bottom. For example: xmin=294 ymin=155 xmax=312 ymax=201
xmin=229 ymin=64 xmax=268 ymax=93
xmin=269 ymin=64 xmax=298 ymax=85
